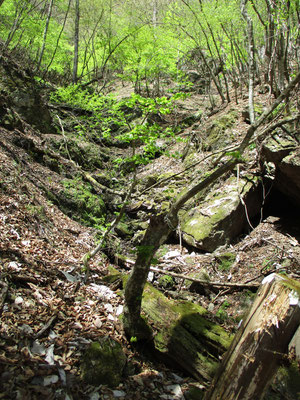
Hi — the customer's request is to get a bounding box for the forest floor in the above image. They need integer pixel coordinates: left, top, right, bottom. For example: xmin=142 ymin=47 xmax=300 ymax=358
xmin=0 ymin=81 xmax=300 ymax=400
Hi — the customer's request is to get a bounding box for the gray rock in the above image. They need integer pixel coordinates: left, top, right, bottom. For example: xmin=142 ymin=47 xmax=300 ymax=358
xmin=179 ymin=175 xmax=260 ymax=252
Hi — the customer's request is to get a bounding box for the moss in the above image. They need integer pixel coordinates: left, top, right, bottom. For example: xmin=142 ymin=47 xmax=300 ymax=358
xmin=280 ymin=274 xmax=300 ymax=297
xmin=49 ymin=136 xmax=104 ymax=170
xmin=216 ymin=252 xmax=236 ymax=271
xmin=114 ymin=222 xmax=132 ymax=238
xmin=60 ymin=177 xmax=106 ymax=227
xmin=185 ymin=386 xmax=205 ymax=400
xmin=180 ymin=175 xmax=257 ymax=250
xmin=142 ymin=282 xmax=233 ymax=354
xmin=158 ymin=274 xmax=175 ymax=289
xmin=204 ymin=110 xmax=238 ymax=151
xmin=81 ymin=338 xmax=127 ymax=387
xmin=102 ymin=266 xmax=122 ymax=284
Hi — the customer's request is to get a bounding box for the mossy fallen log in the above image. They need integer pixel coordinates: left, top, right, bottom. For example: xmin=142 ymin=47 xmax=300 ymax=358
xmin=141 ymin=283 xmax=233 ymax=381
xmin=106 ymin=267 xmax=233 ymax=382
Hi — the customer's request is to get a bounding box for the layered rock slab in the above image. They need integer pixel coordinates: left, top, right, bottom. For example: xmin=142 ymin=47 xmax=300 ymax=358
xmin=179 ymin=175 xmax=261 ymax=252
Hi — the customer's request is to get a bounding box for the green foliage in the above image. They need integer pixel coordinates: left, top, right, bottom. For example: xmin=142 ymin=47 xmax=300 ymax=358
xmin=216 ymin=253 xmax=236 ymax=271
xmin=130 ymin=336 xmax=138 ymax=343
xmin=158 ymin=274 xmax=175 ymax=289
xmin=215 ymin=300 xmax=230 ymax=321
xmin=1 ymin=0 xmax=298 ymax=89
xmin=51 ymin=85 xmax=185 ymax=168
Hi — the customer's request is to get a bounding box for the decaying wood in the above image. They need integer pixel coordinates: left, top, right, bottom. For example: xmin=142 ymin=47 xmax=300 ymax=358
xmin=204 ymin=273 xmax=300 ymax=400
xmin=140 ymin=279 xmax=233 ymax=381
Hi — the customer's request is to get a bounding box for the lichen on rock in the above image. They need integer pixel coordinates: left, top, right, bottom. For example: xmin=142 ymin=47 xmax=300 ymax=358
xmin=179 ymin=175 xmax=260 ymax=251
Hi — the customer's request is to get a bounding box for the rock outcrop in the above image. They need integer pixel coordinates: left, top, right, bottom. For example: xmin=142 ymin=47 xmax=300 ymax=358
xmin=179 ymin=175 xmax=261 ymax=252
xmin=262 ymin=132 xmax=300 ymax=207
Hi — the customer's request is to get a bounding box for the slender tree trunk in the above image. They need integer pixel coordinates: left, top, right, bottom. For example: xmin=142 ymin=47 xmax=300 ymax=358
xmin=43 ymin=0 xmax=71 ymax=78
xmin=5 ymin=4 xmax=27 ymax=48
xmin=241 ymin=0 xmax=255 ymax=124
xmin=73 ymin=0 xmax=80 ymax=84
xmin=37 ymin=0 xmax=54 ymax=71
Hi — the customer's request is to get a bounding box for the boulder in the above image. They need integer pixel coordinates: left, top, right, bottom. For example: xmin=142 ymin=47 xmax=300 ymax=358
xmin=275 ymin=150 xmax=300 ymax=207
xmin=202 ymin=110 xmax=237 ymax=151
xmin=0 ymin=57 xmax=53 ymax=132
xmin=179 ymin=175 xmax=260 ymax=252
xmin=261 ymin=133 xmax=297 ymax=164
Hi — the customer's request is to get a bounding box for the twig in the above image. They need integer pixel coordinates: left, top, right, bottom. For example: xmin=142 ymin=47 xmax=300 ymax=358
xmin=56 ymin=114 xmax=72 ymax=163
xmin=0 ymin=281 xmax=8 ymax=311
xmin=34 ymin=314 xmax=57 ymax=339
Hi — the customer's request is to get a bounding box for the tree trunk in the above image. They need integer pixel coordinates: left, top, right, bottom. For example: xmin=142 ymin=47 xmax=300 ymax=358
xmin=241 ymin=0 xmax=255 ymax=124
xmin=123 ymin=213 xmax=174 ymax=339
xmin=204 ymin=274 xmax=300 ymax=400
xmin=44 ymin=0 xmax=71 ymax=77
xmin=37 ymin=0 xmax=54 ymax=71
xmin=73 ymin=0 xmax=80 ymax=84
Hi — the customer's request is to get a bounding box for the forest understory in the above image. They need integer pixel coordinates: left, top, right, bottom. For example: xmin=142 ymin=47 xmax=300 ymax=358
xmin=1 ymin=60 xmax=300 ymax=400
xmin=0 ymin=2 xmax=300 ymax=392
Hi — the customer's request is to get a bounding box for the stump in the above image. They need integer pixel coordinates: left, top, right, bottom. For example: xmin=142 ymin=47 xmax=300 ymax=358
xmin=204 ymin=273 xmax=300 ymax=400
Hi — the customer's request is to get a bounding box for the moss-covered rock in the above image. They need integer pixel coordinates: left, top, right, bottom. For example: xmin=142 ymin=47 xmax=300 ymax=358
xmin=48 ymin=135 xmax=105 ymax=170
xmin=276 ymin=149 xmax=300 ymax=207
xmin=185 ymin=270 xmax=210 ymax=294
xmin=184 ymin=385 xmax=205 ymax=400
xmin=179 ymin=175 xmax=260 ymax=252
xmin=215 ymin=252 xmax=236 ymax=271
xmin=262 ymin=133 xmax=297 ymax=164
xmin=114 ymin=222 xmax=132 ymax=238
xmin=158 ymin=274 xmax=175 ymax=289
xmin=81 ymin=338 xmax=127 ymax=387
xmin=0 ymin=59 xmax=53 ymax=132
xmin=203 ymin=110 xmax=238 ymax=151
xmin=58 ymin=177 xmax=106 ymax=227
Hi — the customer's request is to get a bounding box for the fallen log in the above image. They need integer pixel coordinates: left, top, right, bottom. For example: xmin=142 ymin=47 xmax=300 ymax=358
xmin=114 ymin=254 xmax=259 ymax=289
xmin=204 ymin=273 xmax=300 ymax=400
xmin=105 ymin=266 xmax=233 ymax=381
xmin=141 ymin=282 xmax=234 ymax=381
xmin=150 ymin=266 xmax=260 ymax=289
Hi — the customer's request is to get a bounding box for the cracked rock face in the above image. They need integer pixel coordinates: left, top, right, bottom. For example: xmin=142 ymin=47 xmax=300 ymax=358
xmin=275 ymin=150 xmax=300 ymax=207
xmin=179 ymin=175 xmax=261 ymax=252
xmin=262 ymin=133 xmax=300 ymax=208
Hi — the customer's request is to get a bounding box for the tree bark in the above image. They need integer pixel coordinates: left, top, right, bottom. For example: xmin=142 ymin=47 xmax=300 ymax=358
xmin=37 ymin=0 xmax=54 ymax=71
xmin=73 ymin=0 xmax=80 ymax=84
xmin=204 ymin=274 xmax=300 ymax=400
xmin=241 ymin=0 xmax=255 ymax=124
